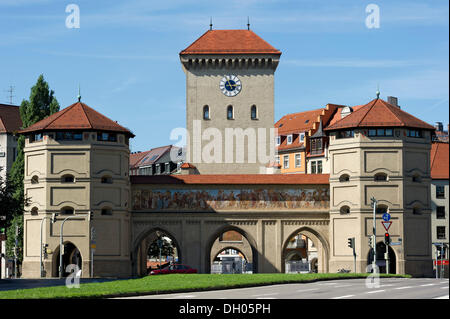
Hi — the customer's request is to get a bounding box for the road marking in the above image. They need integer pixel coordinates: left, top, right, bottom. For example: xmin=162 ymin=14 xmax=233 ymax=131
xmin=170 ymin=294 xmax=197 ymax=299
xmin=441 ymin=286 xmax=449 ymax=289
xmin=367 ymin=290 xmax=385 ymax=294
xmin=334 ymin=285 xmax=352 ymax=288
xmin=434 ymin=295 xmax=449 ymax=299
xmin=420 ymin=284 xmax=436 ymax=287
xmin=395 ymin=286 xmax=413 ymax=290
xmin=320 ymin=282 xmax=337 ymax=285
xmin=380 ymin=284 xmax=394 ymax=287
xmin=257 ymin=297 xmax=276 ymax=299
xmin=332 ymin=295 xmax=355 ymax=299
xmin=296 ymin=288 xmax=319 ymax=293
xmin=252 ymin=293 xmax=279 ymax=297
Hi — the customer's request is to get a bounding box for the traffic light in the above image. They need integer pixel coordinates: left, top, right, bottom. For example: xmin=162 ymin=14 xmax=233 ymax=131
xmin=368 ymin=236 xmax=373 ymax=248
xmin=43 ymin=243 xmax=48 ymax=259
xmin=90 ymin=211 xmax=94 ymax=221
xmin=347 ymin=237 xmax=354 ymax=248
xmin=384 ymin=233 xmax=391 ymax=245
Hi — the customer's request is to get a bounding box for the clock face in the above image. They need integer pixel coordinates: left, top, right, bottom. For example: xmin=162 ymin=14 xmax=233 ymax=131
xmin=220 ymin=75 xmax=242 ymax=97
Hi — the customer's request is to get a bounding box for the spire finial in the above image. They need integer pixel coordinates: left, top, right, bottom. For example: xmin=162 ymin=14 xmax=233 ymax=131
xmin=77 ymin=84 xmax=81 ymax=102
xmin=247 ymin=16 xmax=250 ymax=30
xmin=209 ymin=17 xmax=213 ymax=30
xmin=376 ymin=83 xmax=380 ymax=99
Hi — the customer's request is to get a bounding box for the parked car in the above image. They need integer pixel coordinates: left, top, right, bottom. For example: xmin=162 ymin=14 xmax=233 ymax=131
xmin=149 ymin=264 xmax=197 ymax=275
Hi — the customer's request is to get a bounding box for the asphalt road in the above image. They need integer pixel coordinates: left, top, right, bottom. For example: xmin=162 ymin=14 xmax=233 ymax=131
xmin=0 ymin=278 xmax=120 ymax=291
xmin=118 ymin=277 xmax=449 ymax=299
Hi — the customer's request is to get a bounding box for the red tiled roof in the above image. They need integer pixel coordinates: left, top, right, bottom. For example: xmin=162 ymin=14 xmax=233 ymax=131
xmin=430 ymin=142 xmax=449 ymax=179
xmin=181 ymin=163 xmax=196 ymax=169
xmin=0 ymin=104 xmax=22 ymax=133
xmin=130 ymin=150 xmax=152 ymax=168
xmin=275 ymin=108 xmax=323 ymax=135
xmin=180 ymin=30 xmax=281 ymax=55
xmin=18 ymin=101 xmax=134 ymax=137
xmin=131 ymin=174 xmax=329 ymax=185
xmin=324 ymin=98 xmax=435 ymax=131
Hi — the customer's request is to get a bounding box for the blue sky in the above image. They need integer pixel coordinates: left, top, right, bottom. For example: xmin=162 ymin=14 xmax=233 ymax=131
xmin=0 ymin=0 xmax=448 ymax=152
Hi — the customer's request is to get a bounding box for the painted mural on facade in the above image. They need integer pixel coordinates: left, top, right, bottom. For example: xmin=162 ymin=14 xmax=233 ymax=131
xmin=132 ymin=188 xmax=330 ymax=211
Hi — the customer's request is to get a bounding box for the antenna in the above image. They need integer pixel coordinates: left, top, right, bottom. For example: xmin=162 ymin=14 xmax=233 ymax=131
xmin=247 ymin=16 xmax=250 ymax=30
xmin=5 ymin=85 xmax=15 ymax=105
xmin=210 ymin=17 xmax=213 ymax=30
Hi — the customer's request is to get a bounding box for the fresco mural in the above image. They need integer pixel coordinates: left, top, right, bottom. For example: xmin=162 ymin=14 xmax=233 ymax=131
xmin=132 ymin=188 xmax=330 ymax=211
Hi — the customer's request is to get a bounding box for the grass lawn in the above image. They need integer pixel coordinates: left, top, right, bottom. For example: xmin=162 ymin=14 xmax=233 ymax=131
xmin=0 ymin=273 xmax=410 ymax=299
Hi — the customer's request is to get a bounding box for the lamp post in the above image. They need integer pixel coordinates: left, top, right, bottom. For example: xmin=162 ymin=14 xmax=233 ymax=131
xmin=40 ymin=213 xmax=57 ymax=277
xmin=370 ymin=197 xmax=377 ymax=273
xmin=59 ymin=215 xmax=78 ymax=278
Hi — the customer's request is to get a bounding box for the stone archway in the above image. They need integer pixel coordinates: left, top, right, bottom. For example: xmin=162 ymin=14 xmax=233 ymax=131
xmin=132 ymin=227 xmax=182 ymax=277
xmin=281 ymin=227 xmax=329 ymax=273
xmin=367 ymin=241 xmax=397 ymax=274
xmin=52 ymin=242 xmax=82 ymax=277
xmin=205 ymin=225 xmax=258 ymax=274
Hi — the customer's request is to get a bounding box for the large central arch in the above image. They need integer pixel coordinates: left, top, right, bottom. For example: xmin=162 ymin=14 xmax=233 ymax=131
xmin=281 ymin=226 xmax=330 ymax=273
xmin=205 ymin=224 xmax=258 ymax=274
xmin=132 ymin=227 xmax=182 ymax=277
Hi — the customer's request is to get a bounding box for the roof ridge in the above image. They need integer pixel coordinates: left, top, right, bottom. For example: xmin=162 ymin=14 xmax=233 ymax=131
xmin=379 ymin=99 xmax=404 ymax=125
xmin=431 ymin=142 xmax=439 ymax=172
xmin=79 ymin=102 xmax=94 ymax=129
xmin=357 ymin=98 xmax=378 ymax=126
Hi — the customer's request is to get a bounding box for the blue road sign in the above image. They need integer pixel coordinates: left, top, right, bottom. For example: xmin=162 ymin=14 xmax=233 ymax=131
xmin=382 ymin=213 xmax=391 ymax=221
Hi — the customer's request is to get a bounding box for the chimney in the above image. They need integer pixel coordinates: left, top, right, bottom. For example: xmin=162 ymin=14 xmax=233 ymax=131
xmin=387 ymin=96 xmax=400 ymax=108
xmin=435 ymin=122 xmax=443 ymax=132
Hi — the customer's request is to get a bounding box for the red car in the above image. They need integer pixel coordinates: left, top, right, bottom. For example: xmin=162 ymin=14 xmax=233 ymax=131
xmin=149 ymin=264 xmax=198 ymax=275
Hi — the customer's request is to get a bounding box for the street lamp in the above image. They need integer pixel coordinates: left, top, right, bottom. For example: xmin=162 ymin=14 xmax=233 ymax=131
xmin=370 ymin=197 xmax=377 ymax=273
xmin=59 ymin=215 xmax=79 ymax=278
xmin=40 ymin=213 xmax=57 ymax=277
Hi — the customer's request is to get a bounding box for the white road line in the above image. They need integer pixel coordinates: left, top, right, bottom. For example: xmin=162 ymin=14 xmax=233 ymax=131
xmin=334 ymin=285 xmax=352 ymax=288
xmin=380 ymin=284 xmax=394 ymax=287
xmin=434 ymin=295 xmax=449 ymax=299
xmin=420 ymin=284 xmax=436 ymax=287
xmin=395 ymin=286 xmax=413 ymax=290
xmin=367 ymin=290 xmax=385 ymax=294
xmin=320 ymin=282 xmax=337 ymax=285
xmin=252 ymin=293 xmax=279 ymax=297
xmin=441 ymin=286 xmax=449 ymax=289
xmin=257 ymin=297 xmax=276 ymax=299
xmin=170 ymin=294 xmax=197 ymax=299
xmin=296 ymin=288 xmax=319 ymax=293
xmin=332 ymin=295 xmax=355 ymax=299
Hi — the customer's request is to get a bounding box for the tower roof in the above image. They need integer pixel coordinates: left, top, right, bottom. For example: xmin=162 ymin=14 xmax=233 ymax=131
xmin=19 ymin=101 xmax=134 ymax=137
xmin=430 ymin=142 xmax=449 ymax=179
xmin=180 ymin=29 xmax=281 ymax=55
xmin=0 ymin=104 xmax=22 ymax=133
xmin=324 ymin=98 xmax=435 ymax=131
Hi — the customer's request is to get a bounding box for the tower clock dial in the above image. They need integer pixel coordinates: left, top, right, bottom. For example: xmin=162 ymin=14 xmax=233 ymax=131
xmin=220 ymin=75 xmax=242 ymax=97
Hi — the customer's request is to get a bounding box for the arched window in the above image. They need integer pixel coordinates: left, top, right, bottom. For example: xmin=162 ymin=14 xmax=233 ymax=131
xmin=339 ymin=174 xmax=350 ymax=182
xmin=61 ymin=207 xmax=74 ymax=215
xmin=413 ymin=206 xmax=421 ymax=215
xmin=340 ymin=205 xmax=350 ymax=214
xmin=31 ymin=175 xmax=39 ymax=184
xmin=101 ymin=208 xmax=113 ymax=216
xmin=412 ymin=174 xmax=421 ymax=183
xmin=61 ymin=174 xmax=75 ymax=183
xmin=376 ymin=204 xmax=388 ymax=214
xmin=31 ymin=207 xmax=38 ymax=215
xmin=227 ymin=105 xmax=234 ymax=120
xmin=101 ymin=176 xmax=113 ymax=184
xmin=251 ymin=105 xmax=258 ymax=120
xmin=374 ymin=173 xmax=388 ymax=181
xmin=203 ymin=105 xmax=210 ymax=120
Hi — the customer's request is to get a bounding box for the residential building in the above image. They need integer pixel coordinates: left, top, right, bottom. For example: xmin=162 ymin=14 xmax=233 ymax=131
xmin=430 ymin=141 xmax=449 ymax=275
xmin=129 ymin=145 xmax=184 ymax=176
xmin=0 ymin=104 xmax=22 ymax=181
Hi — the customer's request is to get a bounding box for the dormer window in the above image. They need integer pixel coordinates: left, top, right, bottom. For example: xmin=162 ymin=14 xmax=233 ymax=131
xmin=310 ymin=138 xmax=323 ymax=155
xmin=287 ymin=135 xmax=293 ymax=144
xmin=276 ymin=136 xmax=281 ymax=146
xmin=299 ymin=133 xmax=305 ymax=142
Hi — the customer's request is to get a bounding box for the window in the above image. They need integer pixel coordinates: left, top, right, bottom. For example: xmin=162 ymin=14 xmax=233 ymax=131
xmin=31 ymin=133 xmax=43 ymax=143
xmin=283 ymin=155 xmax=289 ymax=169
xmin=156 ymin=164 xmax=161 ymax=175
xmin=61 ymin=207 xmax=74 ymax=215
xmin=311 ymin=161 xmax=317 ymax=174
xmin=251 ymin=105 xmax=257 ymax=120
xmin=336 ymin=130 xmax=354 ymax=139
xmin=56 ymin=131 xmax=83 ymax=141
xmin=101 ymin=208 xmax=113 ymax=216
xmin=276 ymin=136 xmax=281 ymax=146
xmin=407 ymin=129 xmax=422 ymax=138
xmin=101 ymin=176 xmax=113 ymax=184
xmin=178 ymin=148 xmax=182 ymax=156
xmin=310 ymin=138 xmax=323 ymax=155
xmin=368 ymin=128 xmax=394 ymax=137
xmin=275 ymin=156 xmax=280 ymax=164
xmin=295 ymin=153 xmax=301 ymax=168
xmin=287 ymin=135 xmax=293 ymax=144
xmin=339 ymin=174 xmax=350 ymax=182
xmin=413 ymin=206 xmax=421 ymax=215
xmin=437 ymin=226 xmax=446 ymax=239
xmin=177 ymin=162 xmax=182 ymax=172
xmin=97 ymin=132 xmax=117 ymax=142
xmin=31 ymin=175 xmax=39 ymax=184
xmin=317 ymin=160 xmax=322 ymax=173
xmin=165 ymin=163 xmax=170 ymax=174
xmin=412 ymin=175 xmax=421 ymax=183
xmin=31 ymin=207 xmax=38 ymax=215
xmin=227 ymin=105 xmax=234 ymax=120
xmin=203 ymin=105 xmax=210 ymax=120
xmin=437 ymin=206 xmax=446 ymax=219
xmin=436 ymin=185 xmax=445 ymax=199
xmin=61 ymin=174 xmax=75 ymax=183
xmin=340 ymin=205 xmax=350 ymax=214
xmin=374 ymin=173 xmax=388 ymax=181
xmin=299 ymin=133 xmax=305 ymax=142
xmin=376 ymin=205 xmax=388 ymax=214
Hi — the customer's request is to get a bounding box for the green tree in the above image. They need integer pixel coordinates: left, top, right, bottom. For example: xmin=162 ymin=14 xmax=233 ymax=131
xmin=148 ymin=237 xmax=175 ymax=261
xmin=6 ymin=74 xmax=60 ymax=266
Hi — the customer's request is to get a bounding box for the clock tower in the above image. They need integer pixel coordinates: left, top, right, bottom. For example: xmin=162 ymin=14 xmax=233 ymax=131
xmin=180 ymin=29 xmax=282 ymax=174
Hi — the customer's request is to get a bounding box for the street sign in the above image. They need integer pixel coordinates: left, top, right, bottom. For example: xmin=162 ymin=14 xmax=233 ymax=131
xmin=382 ymin=213 xmax=391 ymax=221
xmin=390 ymin=242 xmax=401 ymax=246
xmin=90 ymin=244 xmax=96 ymax=249
xmin=434 ymin=260 xmax=449 ymax=266
xmin=382 ymin=221 xmax=392 ymax=231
